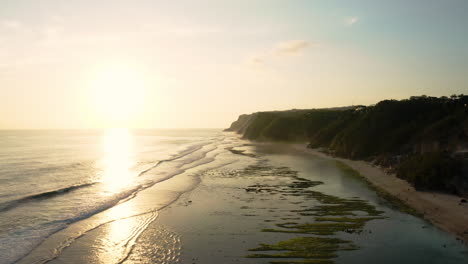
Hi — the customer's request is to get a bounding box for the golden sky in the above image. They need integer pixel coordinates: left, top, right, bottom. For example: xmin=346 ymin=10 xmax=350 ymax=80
xmin=1 ymin=0 xmax=467 ymax=129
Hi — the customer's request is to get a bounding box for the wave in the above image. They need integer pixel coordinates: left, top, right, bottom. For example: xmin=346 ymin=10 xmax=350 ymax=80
xmin=11 ymin=138 xmax=236 ymax=264
xmin=0 ymin=142 xmax=214 ymax=214
xmin=0 ymin=142 xmax=215 ymax=215
xmin=137 ymin=142 xmax=208 ymax=177
xmin=0 ymin=183 xmax=96 ymax=213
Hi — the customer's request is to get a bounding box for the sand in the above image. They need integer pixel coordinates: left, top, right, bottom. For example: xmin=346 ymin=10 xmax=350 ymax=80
xmin=17 ymin=141 xmax=468 ymax=263
xmin=302 ymin=146 xmax=468 ymax=244
xmin=141 ymin=143 xmax=468 ymax=263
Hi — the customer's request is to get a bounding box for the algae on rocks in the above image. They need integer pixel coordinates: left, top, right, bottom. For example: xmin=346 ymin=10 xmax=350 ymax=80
xmin=236 ymin=161 xmax=386 ymax=264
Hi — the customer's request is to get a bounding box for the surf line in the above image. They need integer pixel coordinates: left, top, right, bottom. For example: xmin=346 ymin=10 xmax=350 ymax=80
xmin=18 ymin=143 xmax=238 ymax=264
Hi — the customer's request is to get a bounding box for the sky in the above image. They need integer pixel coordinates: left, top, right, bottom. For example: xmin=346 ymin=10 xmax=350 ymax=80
xmin=0 ymin=0 xmax=467 ymax=129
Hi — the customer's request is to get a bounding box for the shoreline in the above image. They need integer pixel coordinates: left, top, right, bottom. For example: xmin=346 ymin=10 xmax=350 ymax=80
xmin=150 ymin=140 xmax=468 ymax=263
xmin=298 ymin=145 xmax=468 ymax=244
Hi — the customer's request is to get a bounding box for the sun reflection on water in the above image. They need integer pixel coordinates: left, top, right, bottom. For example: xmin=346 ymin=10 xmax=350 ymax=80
xmin=96 ymin=201 xmax=140 ymax=264
xmin=99 ymin=128 xmax=136 ymax=193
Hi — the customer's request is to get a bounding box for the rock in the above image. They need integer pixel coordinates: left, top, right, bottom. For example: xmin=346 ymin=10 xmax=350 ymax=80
xmin=461 ymin=199 xmax=467 ymax=203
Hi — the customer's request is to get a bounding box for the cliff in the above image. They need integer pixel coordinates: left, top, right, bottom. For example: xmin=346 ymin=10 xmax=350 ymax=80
xmin=226 ymin=95 xmax=468 ymax=196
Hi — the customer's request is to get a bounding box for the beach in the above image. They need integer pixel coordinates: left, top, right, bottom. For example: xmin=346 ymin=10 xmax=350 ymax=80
xmin=150 ymin=142 xmax=468 ymax=263
xmin=8 ymin=133 xmax=468 ymax=263
xmin=302 ymin=147 xmax=468 ymax=244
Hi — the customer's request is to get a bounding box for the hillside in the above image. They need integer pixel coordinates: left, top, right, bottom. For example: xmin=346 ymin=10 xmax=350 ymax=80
xmin=226 ymin=95 xmax=468 ymax=196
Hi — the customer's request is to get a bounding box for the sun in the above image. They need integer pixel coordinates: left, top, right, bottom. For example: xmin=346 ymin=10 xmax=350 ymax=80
xmin=89 ymin=65 xmax=146 ymax=126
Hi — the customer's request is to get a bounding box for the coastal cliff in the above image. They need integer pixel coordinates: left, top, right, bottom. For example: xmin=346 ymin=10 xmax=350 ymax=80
xmin=226 ymin=95 xmax=468 ymax=196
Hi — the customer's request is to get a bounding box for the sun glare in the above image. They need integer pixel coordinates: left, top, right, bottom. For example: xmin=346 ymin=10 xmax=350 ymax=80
xmin=99 ymin=128 xmax=135 ymax=192
xmin=89 ymin=65 xmax=146 ymax=126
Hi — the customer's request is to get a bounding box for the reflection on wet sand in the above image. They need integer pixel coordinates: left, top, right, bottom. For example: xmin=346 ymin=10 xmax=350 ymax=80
xmin=96 ymin=207 xmax=158 ymax=263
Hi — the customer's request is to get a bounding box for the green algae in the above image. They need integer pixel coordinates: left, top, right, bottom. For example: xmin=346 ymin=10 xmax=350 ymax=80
xmin=237 ymin=161 xmax=387 ymax=264
xmin=281 ymin=217 xmax=301 ymax=220
xmin=334 ymin=161 xmax=420 ymax=217
xmin=288 ymin=178 xmax=324 ymax=189
xmin=372 ymin=185 xmax=421 ymax=216
xmin=290 ymin=190 xmax=385 ymax=217
xmin=247 ymin=237 xmax=358 ymax=262
xmin=296 ymin=201 xmax=385 ymax=217
xmin=263 ymin=216 xmax=385 ymax=235
xmin=264 ymin=222 xmax=362 ymax=236
xmin=314 ymin=216 xmax=385 ymax=222
xmin=269 ymin=261 xmax=334 ymax=264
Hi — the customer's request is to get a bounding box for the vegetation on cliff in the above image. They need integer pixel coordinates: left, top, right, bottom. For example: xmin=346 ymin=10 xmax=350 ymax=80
xmin=226 ymin=95 xmax=468 ymax=195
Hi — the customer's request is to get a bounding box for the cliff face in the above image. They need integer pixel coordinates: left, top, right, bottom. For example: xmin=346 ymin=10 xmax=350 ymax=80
xmin=225 ymin=109 xmax=350 ymax=142
xmin=226 ymin=96 xmax=468 ymax=196
xmin=224 ymin=113 xmax=257 ymax=135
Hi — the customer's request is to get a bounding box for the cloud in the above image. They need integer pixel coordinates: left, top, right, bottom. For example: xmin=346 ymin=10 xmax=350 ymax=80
xmin=275 ymin=40 xmax=311 ymax=55
xmin=164 ymin=26 xmax=222 ymax=37
xmin=344 ymin=17 xmax=359 ymax=26
xmin=248 ymin=56 xmax=265 ymax=65
xmin=248 ymin=40 xmax=312 ymax=66
xmin=140 ymin=22 xmax=223 ymax=37
xmin=1 ymin=20 xmax=22 ymax=30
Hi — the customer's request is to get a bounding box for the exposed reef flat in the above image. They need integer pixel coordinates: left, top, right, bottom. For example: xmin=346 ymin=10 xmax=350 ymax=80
xmin=155 ymin=153 xmax=387 ymax=264
xmin=150 ymin=142 xmax=467 ymax=264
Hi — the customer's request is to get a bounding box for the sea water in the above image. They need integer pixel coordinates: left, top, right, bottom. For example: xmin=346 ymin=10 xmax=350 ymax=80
xmin=0 ymin=129 xmax=226 ymax=263
xmin=1 ymin=130 xmax=467 ymax=264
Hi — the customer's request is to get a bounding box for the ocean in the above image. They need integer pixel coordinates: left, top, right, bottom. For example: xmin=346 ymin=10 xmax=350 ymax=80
xmin=0 ymin=129 xmax=229 ymax=263
xmin=1 ymin=129 xmax=467 ymax=264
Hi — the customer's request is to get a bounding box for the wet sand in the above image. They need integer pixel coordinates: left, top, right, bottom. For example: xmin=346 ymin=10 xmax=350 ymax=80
xmin=145 ymin=143 xmax=467 ymax=264
xmin=303 ymin=146 xmax=468 ymax=244
xmin=18 ymin=140 xmax=468 ymax=264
